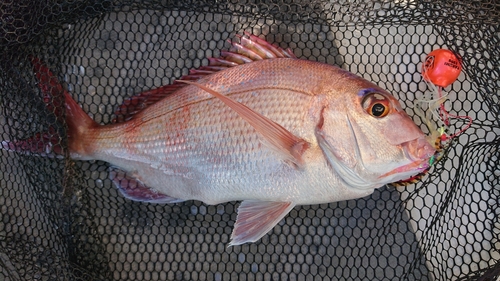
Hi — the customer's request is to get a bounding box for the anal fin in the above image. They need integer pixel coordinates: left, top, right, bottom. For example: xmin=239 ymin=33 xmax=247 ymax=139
xmin=109 ymin=167 xmax=184 ymax=204
xmin=229 ymin=200 xmax=295 ymax=246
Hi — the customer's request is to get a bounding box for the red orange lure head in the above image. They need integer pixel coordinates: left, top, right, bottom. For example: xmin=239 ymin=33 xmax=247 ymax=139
xmin=422 ymin=49 xmax=462 ymax=88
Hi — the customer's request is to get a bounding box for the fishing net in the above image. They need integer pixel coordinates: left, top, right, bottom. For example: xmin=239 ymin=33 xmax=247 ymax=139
xmin=0 ymin=0 xmax=499 ymax=280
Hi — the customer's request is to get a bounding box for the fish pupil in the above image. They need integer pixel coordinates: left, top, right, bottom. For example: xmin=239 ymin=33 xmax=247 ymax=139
xmin=372 ymin=103 xmax=386 ymax=116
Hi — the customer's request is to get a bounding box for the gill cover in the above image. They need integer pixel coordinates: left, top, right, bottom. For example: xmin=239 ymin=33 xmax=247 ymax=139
xmin=314 ymin=88 xmax=431 ymax=190
xmin=314 ymin=107 xmax=377 ymax=190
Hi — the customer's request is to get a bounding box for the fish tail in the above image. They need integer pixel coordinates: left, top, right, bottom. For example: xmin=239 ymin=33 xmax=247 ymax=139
xmin=0 ymin=127 xmax=64 ymax=157
xmin=34 ymin=58 xmax=99 ymax=157
xmin=62 ymin=85 xmax=99 ymax=158
xmin=2 ymin=58 xmax=98 ymax=157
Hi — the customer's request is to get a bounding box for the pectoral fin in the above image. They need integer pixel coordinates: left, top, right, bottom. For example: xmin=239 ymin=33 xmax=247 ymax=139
xmin=179 ymin=80 xmax=309 ymax=167
xmin=229 ymin=200 xmax=295 ymax=246
xmin=109 ymin=167 xmax=185 ymax=204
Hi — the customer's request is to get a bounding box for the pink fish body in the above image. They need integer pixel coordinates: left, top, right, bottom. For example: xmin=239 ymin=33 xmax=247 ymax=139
xmin=5 ymin=35 xmax=436 ymax=245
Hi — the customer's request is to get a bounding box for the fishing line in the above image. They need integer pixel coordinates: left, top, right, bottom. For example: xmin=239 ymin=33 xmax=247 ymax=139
xmin=416 ymin=49 xmax=473 ymax=148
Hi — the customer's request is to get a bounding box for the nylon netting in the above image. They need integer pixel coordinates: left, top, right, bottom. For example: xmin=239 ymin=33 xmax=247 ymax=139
xmin=0 ymin=1 xmax=499 ymax=280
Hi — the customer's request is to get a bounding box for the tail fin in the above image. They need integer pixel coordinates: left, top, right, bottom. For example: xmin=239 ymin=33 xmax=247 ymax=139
xmin=0 ymin=127 xmax=64 ymax=157
xmin=1 ymin=58 xmax=98 ymax=157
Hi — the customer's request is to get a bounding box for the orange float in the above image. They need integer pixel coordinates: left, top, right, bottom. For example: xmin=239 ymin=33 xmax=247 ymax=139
xmin=422 ymin=49 xmax=462 ymax=87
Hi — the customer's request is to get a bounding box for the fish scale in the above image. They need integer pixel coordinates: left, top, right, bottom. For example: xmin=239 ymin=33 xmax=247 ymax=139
xmin=104 ymin=90 xmax=317 ymax=202
xmin=4 ymin=36 xmax=436 ymax=245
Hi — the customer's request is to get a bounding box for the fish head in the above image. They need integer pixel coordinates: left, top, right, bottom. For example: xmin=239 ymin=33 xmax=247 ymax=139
xmin=316 ymin=85 xmax=436 ymax=190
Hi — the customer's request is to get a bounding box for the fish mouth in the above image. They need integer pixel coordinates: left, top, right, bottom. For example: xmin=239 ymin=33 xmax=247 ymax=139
xmin=378 ymin=158 xmax=430 ymax=181
xmin=378 ymin=136 xmax=436 ymax=181
xmin=403 ymin=136 xmax=436 ymax=162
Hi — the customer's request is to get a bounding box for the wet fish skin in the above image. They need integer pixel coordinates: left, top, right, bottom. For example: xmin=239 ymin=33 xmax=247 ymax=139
xmin=82 ymin=58 xmax=431 ymax=202
xmin=75 ymin=57 xmax=434 ymax=247
xmin=4 ymin=35 xmax=436 ymax=245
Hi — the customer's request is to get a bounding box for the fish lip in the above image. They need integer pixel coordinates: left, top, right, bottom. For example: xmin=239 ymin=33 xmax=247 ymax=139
xmin=402 ymin=136 xmax=436 ymax=162
xmin=378 ymin=136 xmax=436 ymax=181
xmin=378 ymin=158 xmax=431 ymax=181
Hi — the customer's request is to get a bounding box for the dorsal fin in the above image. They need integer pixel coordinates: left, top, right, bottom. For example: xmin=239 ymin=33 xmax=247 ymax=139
xmin=113 ymin=33 xmax=297 ymax=123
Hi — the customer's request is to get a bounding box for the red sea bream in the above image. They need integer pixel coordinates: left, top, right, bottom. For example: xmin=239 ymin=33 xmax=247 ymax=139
xmin=3 ymin=34 xmax=436 ymax=245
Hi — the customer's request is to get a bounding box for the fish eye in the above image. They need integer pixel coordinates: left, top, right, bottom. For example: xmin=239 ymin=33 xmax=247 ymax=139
xmin=362 ymin=92 xmax=391 ymax=118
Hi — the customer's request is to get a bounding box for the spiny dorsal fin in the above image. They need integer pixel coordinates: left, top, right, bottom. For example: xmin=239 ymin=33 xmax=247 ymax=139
xmin=113 ymin=33 xmax=297 ymax=123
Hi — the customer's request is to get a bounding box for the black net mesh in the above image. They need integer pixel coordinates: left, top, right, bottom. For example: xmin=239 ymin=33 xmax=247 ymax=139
xmin=1 ymin=1 xmax=499 ymax=280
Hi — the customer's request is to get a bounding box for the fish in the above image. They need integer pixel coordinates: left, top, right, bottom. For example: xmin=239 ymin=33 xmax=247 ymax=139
xmin=2 ymin=34 xmax=436 ymax=246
